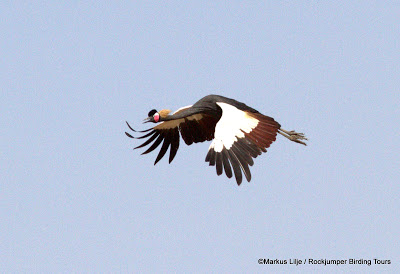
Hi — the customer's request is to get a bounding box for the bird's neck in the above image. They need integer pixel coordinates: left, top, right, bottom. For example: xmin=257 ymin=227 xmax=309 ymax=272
xmin=161 ymin=108 xmax=205 ymax=121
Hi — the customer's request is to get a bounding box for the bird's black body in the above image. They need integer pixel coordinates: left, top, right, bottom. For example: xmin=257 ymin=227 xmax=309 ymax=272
xmin=126 ymin=94 xmax=307 ymax=185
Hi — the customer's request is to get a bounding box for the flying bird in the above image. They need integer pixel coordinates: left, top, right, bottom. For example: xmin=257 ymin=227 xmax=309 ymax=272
xmin=125 ymin=94 xmax=307 ymax=185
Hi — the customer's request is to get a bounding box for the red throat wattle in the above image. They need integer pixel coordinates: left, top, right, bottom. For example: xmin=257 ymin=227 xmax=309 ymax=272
xmin=154 ymin=113 xmax=160 ymax=122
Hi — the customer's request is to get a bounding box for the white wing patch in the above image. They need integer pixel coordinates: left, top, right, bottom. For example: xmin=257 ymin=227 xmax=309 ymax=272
xmin=209 ymin=102 xmax=259 ymax=152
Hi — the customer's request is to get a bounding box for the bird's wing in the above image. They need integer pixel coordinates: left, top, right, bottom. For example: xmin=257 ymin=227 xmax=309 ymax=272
xmin=125 ymin=108 xmax=219 ymax=165
xmin=205 ymin=102 xmax=281 ymax=185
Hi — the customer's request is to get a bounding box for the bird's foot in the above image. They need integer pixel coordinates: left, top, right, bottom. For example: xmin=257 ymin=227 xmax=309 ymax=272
xmin=279 ymin=129 xmax=308 ymax=146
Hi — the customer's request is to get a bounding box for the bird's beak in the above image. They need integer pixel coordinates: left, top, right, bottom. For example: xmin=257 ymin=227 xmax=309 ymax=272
xmin=143 ymin=117 xmax=151 ymax=123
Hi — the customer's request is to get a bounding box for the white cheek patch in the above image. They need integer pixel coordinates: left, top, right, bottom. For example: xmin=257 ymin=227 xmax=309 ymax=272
xmin=209 ymin=102 xmax=259 ymax=151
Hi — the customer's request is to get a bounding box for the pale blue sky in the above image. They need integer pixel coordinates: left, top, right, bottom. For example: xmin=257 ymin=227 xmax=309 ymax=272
xmin=1 ymin=1 xmax=399 ymax=272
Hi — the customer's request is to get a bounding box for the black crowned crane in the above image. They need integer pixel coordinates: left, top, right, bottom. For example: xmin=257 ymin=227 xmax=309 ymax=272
xmin=125 ymin=94 xmax=307 ymax=185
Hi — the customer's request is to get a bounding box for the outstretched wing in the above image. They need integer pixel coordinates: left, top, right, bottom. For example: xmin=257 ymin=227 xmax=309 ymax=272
xmin=125 ymin=106 xmax=219 ymax=165
xmin=205 ymin=102 xmax=281 ymax=185
xmin=125 ymin=121 xmax=181 ymax=165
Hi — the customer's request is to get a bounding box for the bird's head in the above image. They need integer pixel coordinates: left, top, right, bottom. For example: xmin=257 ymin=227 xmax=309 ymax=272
xmin=143 ymin=109 xmax=171 ymax=123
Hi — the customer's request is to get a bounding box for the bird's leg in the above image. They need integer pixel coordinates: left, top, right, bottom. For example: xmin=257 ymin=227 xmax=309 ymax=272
xmin=278 ymin=128 xmax=308 ymax=146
